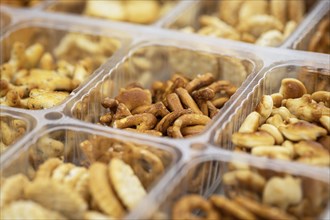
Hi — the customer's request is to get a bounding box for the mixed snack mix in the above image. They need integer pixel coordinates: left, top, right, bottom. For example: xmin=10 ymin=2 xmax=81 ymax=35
xmin=0 ymin=0 xmax=329 ymax=219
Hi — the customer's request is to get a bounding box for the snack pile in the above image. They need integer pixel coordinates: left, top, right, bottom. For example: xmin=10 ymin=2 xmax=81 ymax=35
xmin=99 ymin=72 xmax=237 ymax=138
xmin=232 ymin=78 xmax=330 ymax=166
xmin=0 ymin=35 xmax=119 ymax=109
xmin=1 ymin=135 xmax=168 ymax=219
xmin=46 ymin=0 xmax=176 ymax=25
xmin=179 ymin=0 xmax=306 ymax=47
xmin=0 ymin=116 xmax=26 ymax=153
xmin=171 ymin=161 xmax=329 ymax=220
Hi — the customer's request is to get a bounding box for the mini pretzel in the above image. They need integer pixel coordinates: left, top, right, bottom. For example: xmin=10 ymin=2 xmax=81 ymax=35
xmin=155 ymin=109 xmax=193 ymax=134
xmin=128 ymin=147 xmax=164 ymax=188
xmin=166 ymin=93 xmax=184 ymax=112
xmin=113 ymin=113 xmax=157 ymax=130
xmin=172 ymin=195 xmax=220 ymax=220
xmin=232 ymin=131 xmax=275 ymax=148
xmin=172 ymin=114 xmax=211 ymax=138
xmin=210 ymin=195 xmax=257 ymax=220
xmin=185 ymin=73 xmax=215 ymax=94
xmin=234 ymin=196 xmax=297 ymax=220
xmin=176 ymin=88 xmax=203 ymax=114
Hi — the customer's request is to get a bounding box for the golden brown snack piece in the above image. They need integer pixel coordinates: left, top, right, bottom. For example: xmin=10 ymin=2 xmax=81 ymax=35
xmin=234 ymin=196 xmax=296 ymax=220
xmin=108 ymin=158 xmax=146 ymax=210
xmin=210 ymin=195 xmax=257 ymax=220
xmin=0 ymin=174 xmax=29 ymax=208
xmin=279 ymin=78 xmax=307 ymax=99
xmin=89 ymin=162 xmax=124 ymax=218
xmin=1 ymin=201 xmax=66 ymax=220
xmin=25 ymin=179 xmax=87 ymax=219
xmin=172 ymin=195 xmax=220 ymax=220
xmin=232 ymin=131 xmax=275 ymax=148
xmin=279 ymin=121 xmax=327 ymax=141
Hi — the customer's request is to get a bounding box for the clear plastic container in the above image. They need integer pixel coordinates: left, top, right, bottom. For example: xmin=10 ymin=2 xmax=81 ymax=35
xmin=143 ymin=153 xmax=330 ymax=220
xmin=68 ymin=42 xmax=259 ymax=139
xmin=163 ymin=0 xmax=320 ymax=47
xmin=0 ymin=1 xmax=329 ymax=219
xmin=0 ymin=10 xmax=11 ymax=29
xmin=0 ymin=109 xmax=34 ymax=154
xmin=0 ymin=19 xmax=127 ymax=110
xmin=213 ymin=61 xmax=330 ymax=166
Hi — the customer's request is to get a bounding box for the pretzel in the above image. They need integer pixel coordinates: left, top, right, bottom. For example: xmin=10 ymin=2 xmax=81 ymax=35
xmin=172 ymin=195 xmax=220 ymax=220
xmin=171 ymin=114 xmax=211 ymax=138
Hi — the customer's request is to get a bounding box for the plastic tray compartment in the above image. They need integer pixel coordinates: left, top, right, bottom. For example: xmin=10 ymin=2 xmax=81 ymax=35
xmin=214 ymin=62 xmax=329 ymax=165
xmin=44 ymin=0 xmax=179 ymax=25
xmin=293 ymin=9 xmax=329 ymax=54
xmin=0 ymin=125 xmax=179 ymax=218
xmin=0 ymin=20 xmax=125 ymax=110
xmin=0 ymin=10 xmax=11 ymax=29
xmin=164 ymin=0 xmax=319 ymax=47
xmin=148 ymin=155 xmax=330 ymax=220
xmin=0 ymin=111 xmax=34 ymax=155
xmin=69 ymin=41 xmax=257 ymax=139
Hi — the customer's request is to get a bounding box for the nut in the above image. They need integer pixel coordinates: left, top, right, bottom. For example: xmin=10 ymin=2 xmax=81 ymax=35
xmin=259 ymin=124 xmax=284 ymax=144
xmin=257 ymin=95 xmax=276 ymax=121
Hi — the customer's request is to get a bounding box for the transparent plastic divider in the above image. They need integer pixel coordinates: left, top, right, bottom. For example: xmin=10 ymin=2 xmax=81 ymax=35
xmin=128 ymin=149 xmax=329 ymax=219
xmin=161 ymin=0 xmax=323 ymax=48
xmin=212 ymin=60 xmax=329 ymax=166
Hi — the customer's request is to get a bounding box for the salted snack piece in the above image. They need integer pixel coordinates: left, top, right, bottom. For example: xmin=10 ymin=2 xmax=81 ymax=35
xmin=1 ymin=201 xmax=66 ymax=220
xmin=89 ymin=162 xmax=125 ymax=217
xmin=108 ymin=158 xmax=146 ymax=210
xmin=232 ymin=78 xmax=329 ymax=166
xmin=0 ymin=117 xmax=27 ymax=153
xmin=25 ymin=179 xmax=87 ymax=219
xmin=100 ymin=72 xmax=237 ymax=138
xmin=172 ymin=195 xmax=220 ymax=220
xmin=210 ymin=195 xmax=257 ymax=220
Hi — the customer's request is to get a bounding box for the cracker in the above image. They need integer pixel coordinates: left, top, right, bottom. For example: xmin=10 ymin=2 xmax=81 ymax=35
xmin=25 ymin=179 xmax=87 ymax=219
xmin=108 ymin=158 xmax=146 ymax=210
xmin=89 ymin=162 xmax=125 ymax=218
